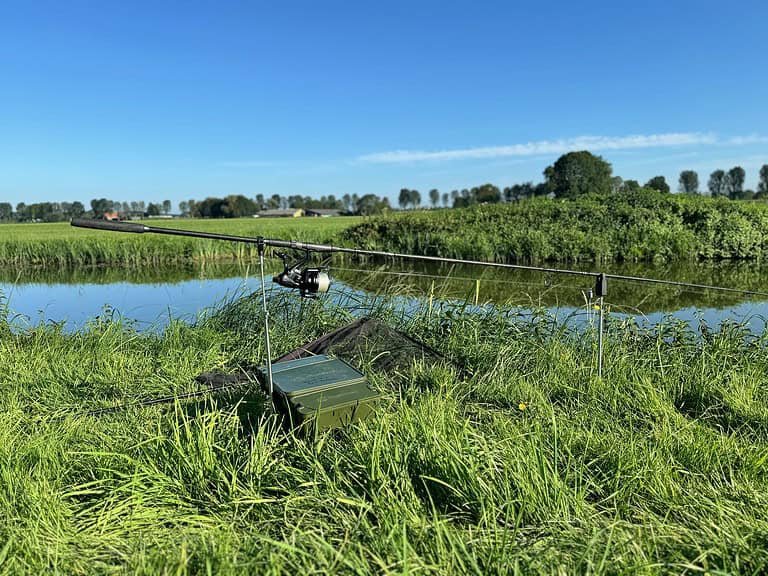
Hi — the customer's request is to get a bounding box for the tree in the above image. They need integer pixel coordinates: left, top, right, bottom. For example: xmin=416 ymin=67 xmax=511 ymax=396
xmin=355 ymin=194 xmax=390 ymax=215
xmin=398 ymin=189 xmax=410 ymax=209
xmin=409 ymin=189 xmax=421 ymax=208
xmin=708 ymin=170 xmax=726 ymax=197
xmin=71 ymin=201 xmax=85 ymax=217
xmin=223 ymin=194 xmax=257 ymax=217
xmin=544 ymin=151 xmax=613 ymax=199
xmin=194 ymin=197 xmax=227 ymax=218
xmin=645 ymin=176 xmax=670 ymax=193
xmin=471 ymin=183 xmax=501 ymax=203
xmin=759 ymin=165 xmax=768 ymax=196
xmin=441 ymin=192 xmax=449 ymax=207
xmin=622 ymin=180 xmax=641 ymax=192
xmin=179 ymin=201 xmax=189 ymax=216
xmin=726 ymin=166 xmax=746 ymax=200
xmin=0 ymin=202 xmax=12 ymax=220
xmin=429 ymin=188 xmax=440 ymax=208
xmin=504 ymin=183 xmax=535 ymax=202
xmin=90 ymin=198 xmax=114 ymax=217
xmin=678 ymin=170 xmax=699 ymax=194
xmin=146 ymin=202 xmax=161 ymax=216
xmin=162 ymin=200 xmax=172 ymax=214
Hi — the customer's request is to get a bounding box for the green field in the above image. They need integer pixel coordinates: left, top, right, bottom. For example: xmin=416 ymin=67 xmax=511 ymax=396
xmin=6 ymin=192 xmax=768 ymax=268
xmin=2 ymin=291 xmax=768 ymax=574
xmin=0 ymin=217 xmax=363 ymax=267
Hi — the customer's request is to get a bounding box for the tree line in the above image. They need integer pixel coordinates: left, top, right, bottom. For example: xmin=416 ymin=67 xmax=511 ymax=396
xmin=399 ymin=155 xmax=768 ymax=208
xmin=0 ymin=192 xmax=391 ymax=222
xmin=2 ymin=155 xmax=766 ymax=222
xmin=0 ymin=198 xmax=174 ymax=223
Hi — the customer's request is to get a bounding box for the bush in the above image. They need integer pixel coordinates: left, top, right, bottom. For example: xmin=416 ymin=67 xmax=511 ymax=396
xmin=341 ymin=190 xmax=768 ymax=263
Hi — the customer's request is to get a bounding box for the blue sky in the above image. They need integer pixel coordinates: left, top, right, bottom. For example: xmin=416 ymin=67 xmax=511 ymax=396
xmin=1 ymin=0 xmax=766 ymax=208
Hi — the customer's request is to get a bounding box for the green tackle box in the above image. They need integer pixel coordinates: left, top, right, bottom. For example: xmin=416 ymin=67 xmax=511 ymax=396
xmin=258 ymin=355 xmax=380 ymax=431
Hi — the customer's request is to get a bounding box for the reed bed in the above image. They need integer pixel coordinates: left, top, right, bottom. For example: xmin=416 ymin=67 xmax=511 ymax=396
xmin=0 ymin=217 xmax=362 ymax=267
xmin=2 ymin=289 xmax=768 ymax=574
xmin=342 ymin=191 xmax=768 ymax=263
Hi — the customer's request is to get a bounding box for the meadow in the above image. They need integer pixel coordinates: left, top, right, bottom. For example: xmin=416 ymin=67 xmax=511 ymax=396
xmin=4 ymin=195 xmax=768 ymax=574
xmin=0 ymin=217 xmax=362 ymax=267
xmin=2 ymin=290 xmax=768 ymax=574
xmin=5 ymin=192 xmax=768 ymax=269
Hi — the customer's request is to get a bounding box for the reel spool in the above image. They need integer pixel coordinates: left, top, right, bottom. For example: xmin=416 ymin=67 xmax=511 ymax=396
xmin=273 ymin=251 xmax=331 ymax=298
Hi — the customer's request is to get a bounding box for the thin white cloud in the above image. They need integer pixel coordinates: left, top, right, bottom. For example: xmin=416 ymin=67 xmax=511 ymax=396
xmin=358 ymin=132 xmax=736 ymax=164
xmin=725 ymin=134 xmax=768 ymax=146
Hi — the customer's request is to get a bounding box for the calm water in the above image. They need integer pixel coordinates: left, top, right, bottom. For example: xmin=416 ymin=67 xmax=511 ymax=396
xmin=2 ymin=260 xmax=768 ymax=332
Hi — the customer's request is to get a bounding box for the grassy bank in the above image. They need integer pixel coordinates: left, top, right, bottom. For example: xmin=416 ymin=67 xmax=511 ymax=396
xmin=2 ymin=291 xmax=768 ymax=573
xmin=342 ymin=191 xmax=768 ymax=263
xmin=0 ymin=217 xmax=362 ymax=267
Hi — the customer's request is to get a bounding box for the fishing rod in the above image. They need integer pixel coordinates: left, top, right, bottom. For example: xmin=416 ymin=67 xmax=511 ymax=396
xmin=69 ymin=219 xmax=768 ymax=297
xmin=70 ymin=217 xmax=768 ymax=380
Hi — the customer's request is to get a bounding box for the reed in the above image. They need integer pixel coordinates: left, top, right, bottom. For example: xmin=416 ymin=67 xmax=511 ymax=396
xmin=2 ymin=289 xmax=768 ymax=574
xmin=341 ymin=191 xmax=768 ymax=263
xmin=0 ymin=217 xmax=362 ymax=267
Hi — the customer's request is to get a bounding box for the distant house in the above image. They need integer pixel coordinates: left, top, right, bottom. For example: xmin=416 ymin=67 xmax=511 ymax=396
xmin=305 ymin=209 xmax=343 ymax=217
xmin=103 ymin=211 xmax=120 ymax=221
xmin=255 ymin=209 xmax=304 ymax=218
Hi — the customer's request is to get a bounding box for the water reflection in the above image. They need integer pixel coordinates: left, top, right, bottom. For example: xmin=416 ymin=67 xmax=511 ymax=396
xmin=331 ymin=259 xmax=768 ymax=312
xmin=1 ymin=259 xmax=768 ymax=332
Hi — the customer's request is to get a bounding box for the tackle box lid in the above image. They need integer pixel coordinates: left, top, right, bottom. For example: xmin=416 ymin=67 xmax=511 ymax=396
xmin=259 ymin=354 xmax=368 ymax=397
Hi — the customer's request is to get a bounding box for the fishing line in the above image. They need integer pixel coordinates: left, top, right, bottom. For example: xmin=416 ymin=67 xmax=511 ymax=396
xmin=604 ymin=273 xmax=768 ymax=298
xmin=330 ymin=265 xmax=587 ymax=289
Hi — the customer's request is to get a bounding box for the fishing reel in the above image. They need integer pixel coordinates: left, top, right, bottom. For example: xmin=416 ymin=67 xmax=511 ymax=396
xmin=273 ymin=251 xmax=331 ymax=298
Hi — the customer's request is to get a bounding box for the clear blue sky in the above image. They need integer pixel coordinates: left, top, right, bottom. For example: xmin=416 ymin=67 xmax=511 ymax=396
xmin=1 ymin=0 xmax=766 ymax=209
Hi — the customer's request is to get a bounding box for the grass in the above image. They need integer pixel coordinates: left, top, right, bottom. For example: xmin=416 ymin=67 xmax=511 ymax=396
xmin=342 ymin=191 xmax=768 ymax=263
xmin=0 ymin=217 xmax=363 ymax=267
xmin=2 ymin=288 xmax=768 ymax=574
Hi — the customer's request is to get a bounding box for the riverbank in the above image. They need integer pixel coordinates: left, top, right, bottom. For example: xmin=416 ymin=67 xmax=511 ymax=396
xmin=4 ymin=193 xmax=768 ymax=268
xmin=342 ymin=191 xmax=768 ymax=263
xmin=0 ymin=217 xmax=362 ymax=267
xmin=2 ymin=293 xmax=768 ymax=573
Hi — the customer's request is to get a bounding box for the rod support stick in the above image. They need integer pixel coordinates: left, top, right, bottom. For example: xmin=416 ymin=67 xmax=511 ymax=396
xmin=258 ymin=239 xmax=274 ymax=404
xmin=595 ymin=273 xmax=607 ymax=378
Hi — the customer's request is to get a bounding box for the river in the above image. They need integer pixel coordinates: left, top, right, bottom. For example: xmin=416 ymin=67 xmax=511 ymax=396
xmin=2 ymin=259 xmax=768 ymax=332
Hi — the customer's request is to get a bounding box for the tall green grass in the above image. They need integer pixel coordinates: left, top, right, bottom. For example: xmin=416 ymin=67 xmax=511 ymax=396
xmin=342 ymin=191 xmax=768 ymax=263
xmin=2 ymin=289 xmax=768 ymax=573
xmin=0 ymin=217 xmax=362 ymax=267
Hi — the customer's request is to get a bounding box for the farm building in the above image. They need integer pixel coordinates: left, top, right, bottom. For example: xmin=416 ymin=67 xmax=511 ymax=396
xmin=255 ymin=209 xmax=304 ymax=218
xmin=305 ymin=209 xmax=343 ymax=217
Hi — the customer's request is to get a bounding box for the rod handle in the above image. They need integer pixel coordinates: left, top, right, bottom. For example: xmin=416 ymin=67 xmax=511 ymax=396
xmin=71 ymin=218 xmax=148 ymax=233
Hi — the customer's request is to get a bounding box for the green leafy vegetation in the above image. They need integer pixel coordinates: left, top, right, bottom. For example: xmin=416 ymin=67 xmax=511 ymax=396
xmin=342 ymin=190 xmax=768 ymax=263
xmin=0 ymin=217 xmax=362 ymax=267
xmin=2 ymin=290 xmax=768 ymax=573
